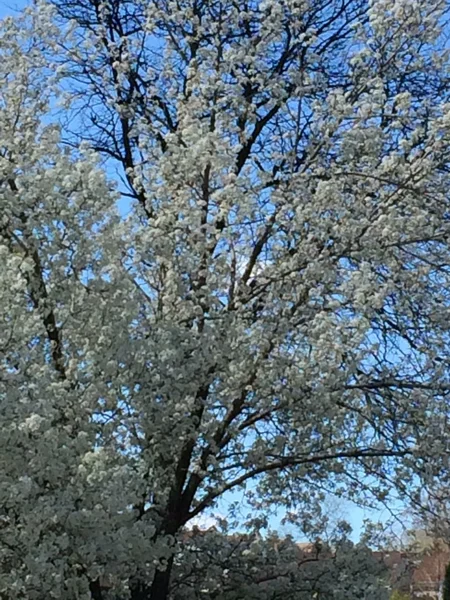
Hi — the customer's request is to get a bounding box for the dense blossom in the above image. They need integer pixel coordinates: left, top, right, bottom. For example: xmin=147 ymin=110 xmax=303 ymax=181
xmin=1 ymin=0 xmax=450 ymax=598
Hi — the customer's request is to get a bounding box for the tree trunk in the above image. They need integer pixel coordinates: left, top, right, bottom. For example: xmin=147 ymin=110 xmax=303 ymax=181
xmin=149 ymin=556 xmax=174 ymax=600
xmin=89 ymin=579 xmax=103 ymax=600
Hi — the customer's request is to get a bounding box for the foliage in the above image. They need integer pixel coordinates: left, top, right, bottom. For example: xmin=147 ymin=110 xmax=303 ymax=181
xmin=1 ymin=0 xmax=450 ymax=599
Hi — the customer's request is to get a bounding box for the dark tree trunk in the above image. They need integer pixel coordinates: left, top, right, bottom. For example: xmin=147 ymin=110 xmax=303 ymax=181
xmin=149 ymin=556 xmax=174 ymax=600
xmin=89 ymin=578 xmax=103 ymax=600
xmin=128 ymin=555 xmax=174 ymax=600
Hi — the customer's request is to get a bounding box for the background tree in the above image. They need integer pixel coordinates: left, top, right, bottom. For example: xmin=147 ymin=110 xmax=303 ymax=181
xmin=170 ymin=528 xmax=390 ymax=600
xmin=2 ymin=1 xmax=450 ymax=599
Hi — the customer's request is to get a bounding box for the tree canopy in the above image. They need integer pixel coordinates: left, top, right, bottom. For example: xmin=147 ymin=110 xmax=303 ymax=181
xmin=1 ymin=0 xmax=450 ymax=598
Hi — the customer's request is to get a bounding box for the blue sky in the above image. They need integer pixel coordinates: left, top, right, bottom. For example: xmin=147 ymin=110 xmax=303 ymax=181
xmin=0 ymin=0 xmax=26 ymax=19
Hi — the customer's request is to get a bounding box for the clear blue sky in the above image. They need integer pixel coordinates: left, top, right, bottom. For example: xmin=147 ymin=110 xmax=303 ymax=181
xmin=0 ymin=0 xmax=27 ymax=19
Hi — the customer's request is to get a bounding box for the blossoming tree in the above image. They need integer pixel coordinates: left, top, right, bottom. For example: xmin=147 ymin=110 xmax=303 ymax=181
xmin=2 ymin=0 xmax=450 ymax=598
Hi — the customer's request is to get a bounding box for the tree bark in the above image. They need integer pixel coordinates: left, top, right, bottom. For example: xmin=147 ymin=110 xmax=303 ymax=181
xmin=149 ymin=556 xmax=174 ymax=600
xmin=128 ymin=555 xmax=174 ymax=600
xmin=89 ymin=579 xmax=103 ymax=600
